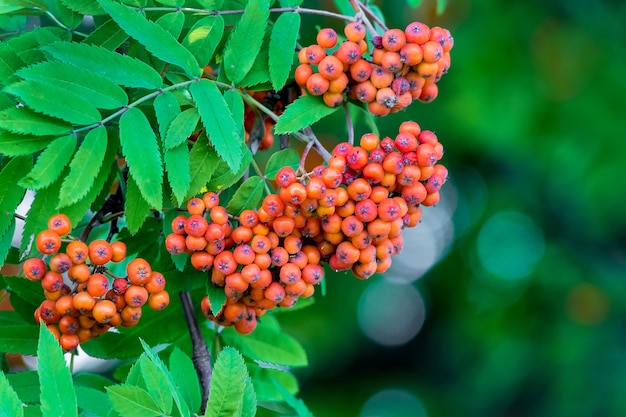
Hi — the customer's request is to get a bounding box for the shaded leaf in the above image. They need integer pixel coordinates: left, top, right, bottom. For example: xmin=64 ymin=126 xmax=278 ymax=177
xmin=5 ymin=370 xmax=40 ymax=405
xmin=182 ymin=15 xmax=224 ymax=68
xmin=125 ymin=173 xmax=152 ymax=235
xmin=223 ymin=89 xmax=244 ymax=139
xmin=225 ymin=176 xmax=265 ymax=215
xmin=0 ymin=155 xmax=32 ymax=237
xmin=264 ymin=148 xmax=300 ymax=180
xmin=43 ymin=42 xmax=162 ymax=89
xmin=0 ymin=365 xmax=24 ymax=417
xmin=164 ymin=107 xmax=199 ymax=149
xmin=272 ymin=381 xmax=313 ymax=417
xmin=206 ymin=282 xmax=227 ymax=317
xmin=38 ymin=323 xmax=78 ymax=417
xmin=190 ymin=79 xmax=242 ymax=172
xmin=128 ymin=355 xmax=172 ymax=415
xmin=221 ymin=324 xmax=308 ymax=367
xmin=206 ymin=143 xmax=252 ymax=191
xmin=274 ymin=94 xmax=340 ymax=134
xmin=153 ymin=91 xmax=180 ymax=140
xmin=0 ymin=107 xmax=70 ymax=136
xmin=164 ymin=143 xmax=191 ymax=204
xmin=248 ymin=363 xmax=299 ymax=402
xmin=107 ymin=385 xmax=162 ymax=417
xmin=16 ymin=61 xmax=128 ymax=110
xmin=75 ymin=386 xmax=112 ymax=417
xmin=205 ymin=347 xmax=250 ymax=417
xmin=59 ymin=0 xmax=104 ymax=15
xmin=156 ymin=11 xmax=185 ymax=40
xmin=0 ymin=324 xmax=39 ymax=356
xmin=0 ymin=218 xmax=16 ymax=269
xmin=119 ymin=108 xmax=163 ymax=209
xmin=83 ymin=18 xmax=128 ymax=49
xmin=18 ymin=135 xmax=76 ymax=190
xmin=223 ymin=0 xmax=270 ymax=84
xmin=98 ymin=0 xmax=199 ymax=77
xmin=169 ymin=347 xmax=202 ymax=414
xmin=269 ymin=13 xmax=300 ymax=91
xmin=58 ymin=126 xmax=106 ymax=207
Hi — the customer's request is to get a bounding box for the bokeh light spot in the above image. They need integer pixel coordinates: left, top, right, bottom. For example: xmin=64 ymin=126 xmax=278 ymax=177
xmin=357 ymin=280 xmax=425 ymax=347
xmin=359 ymin=388 xmax=426 ymax=417
xmin=476 ymin=211 xmax=544 ymax=281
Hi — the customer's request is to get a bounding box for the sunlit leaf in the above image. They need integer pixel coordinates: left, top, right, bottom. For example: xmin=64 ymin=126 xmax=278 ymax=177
xmin=164 ymin=107 xmax=199 ymax=150
xmin=205 ymin=347 xmax=250 ymax=417
xmin=0 ymin=371 xmax=25 ymax=417
xmin=182 ymin=15 xmax=224 ymax=68
xmin=0 ymin=107 xmax=71 ymax=136
xmin=107 ymin=385 xmax=162 ymax=417
xmin=223 ymin=0 xmax=270 ymax=84
xmin=0 ymin=218 xmax=15 ymax=269
xmin=0 ymin=131 xmax=53 ymax=156
xmin=169 ymin=347 xmax=201 ymax=414
xmin=269 ymin=13 xmax=300 ymax=91
xmin=98 ymin=0 xmax=199 ymax=77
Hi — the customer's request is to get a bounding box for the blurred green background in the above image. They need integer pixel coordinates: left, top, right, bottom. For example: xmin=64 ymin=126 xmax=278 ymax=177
xmin=280 ymin=0 xmax=626 ymax=416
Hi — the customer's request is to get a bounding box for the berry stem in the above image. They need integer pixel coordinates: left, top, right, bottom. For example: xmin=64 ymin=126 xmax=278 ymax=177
xmin=136 ymin=6 xmax=355 ymax=22
xmin=179 ymin=290 xmax=212 ymax=414
xmin=299 ymin=140 xmax=316 ymax=172
xmin=346 ymin=0 xmax=379 ymax=37
xmin=343 ymin=102 xmax=355 ymax=145
xmin=249 ymin=158 xmax=274 ymax=195
xmin=356 ymin=1 xmax=389 ymax=32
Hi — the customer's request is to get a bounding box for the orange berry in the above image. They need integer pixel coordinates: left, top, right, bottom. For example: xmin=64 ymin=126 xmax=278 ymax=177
xmin=126 ymin=258 xmax=152 ymax=285
xmin=421 ymin=40 xmax=443 ymax=63
xmin=405 ymin=21 xmax=431 ymax=45
xmin=344 ymin=21 xmax=366 ymax=42
xmin=148 ymin=290 xmax=170 ymax=310
xmin=351 ymin=80 xmax=377 ymax=103
xmin=335 ymin=41 xmax=362 ymax=65
xmin=305 ymin=44 xmax=326 ymax=64
xmin=92 ymin=299 xmax=117 ymax=324
xmin=47 ymin=214 xmax=71 ymax=236
xmin=125 ymin=285 xmax=149 ymax=308
xmin=317 ymin=28 xmax=338 ymax=48
xmin=36 ymin=230 xmax=61 ymax=255
xmin=306 ymin=73 xmax=330 ymax=96
xmin=66 ymin=240 xmax=89 ymax=264
xmin=110 ymin=241 xmax=127 ymax=263
xmin=382 ymin=29 xmax=406 ymax=52
xmin=318 ymin=55 xmax=344 ymax=80
xmin=294 ymin=63 xmax=314 ymax=86
xmin=23 ymin=257 xmax=47 ymax=280
xmin=88 ymin=239 xmax=113 ymax=265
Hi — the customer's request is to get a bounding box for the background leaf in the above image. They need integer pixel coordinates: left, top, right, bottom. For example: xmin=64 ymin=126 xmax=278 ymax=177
xmin=0 ymin=155 xmax=32 ymax=237
xmin=0 ymin=324 xmax=39 ymax=356
xmin=206 ymin=143 xmax=252 ymax=191
xmin=107 ymin=385 xmax=162 ymax=417
xmin=153 ymin=91 xmax=180 ymax=140
xmin=0 ymin=218 xmax=16 ymax=269
xmin=124 ymin=173 xmax=152 ymax=235
xmin=82 ymin=18 xmax=128 ymax=50
xmin=186 ymin=135 xmax=219 ymax=199
xmin=38 ymin=323 xmax=78 ymax=417
xmin=0 ymin=365 xmax=24 ymax=417
xmin=43 ymin=42 xmax=162 ymax=89
xmin=0 ymin=107 xmax=71 ymax=136
xmin=74 ymin=386 xmax=112 ymax=417
xmin=274 ymin=94 xmax=340 ymax=134
xmin=269 ymin=13 xmax=300 ymax=92
xmin=264 ymin=148 xmax=300 ymax=180
xmin=224 ymin=176 xmax=265 ymax=215
xmin=58 ymin=126 xmax=106 ymax=207
xmin=169 ymin=347 xmax=202 ymax=415
xmin=205 ymin=347 xmax=250 ymax=417
xmin=182 ymin=15 xmax=224 ymax=68
xmin=164 ymin=143 xmax=191 ymax=204
xmin=164 ymin=107 xmax=199 ymax=149
xmin=98 ymin=0 xmax=199 ymax=77
xmin=18 ymin=135 xmax=76 ymax=190
xmin=16 ymin=61 xmax=128 ymax=110
xmin=119 ymin=108 xmax=163 ymax=209
xmin=190 ymin=80 xmax=242 ymax=172
xmin=0 ymin=132 xmax=53 ymax=156
xmin=223 ymin=0 xmax=270 ymax=84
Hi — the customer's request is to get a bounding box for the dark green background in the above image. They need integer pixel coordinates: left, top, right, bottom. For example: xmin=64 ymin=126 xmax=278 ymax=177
xmin=281 ymin=0 xmax=626 ymax=416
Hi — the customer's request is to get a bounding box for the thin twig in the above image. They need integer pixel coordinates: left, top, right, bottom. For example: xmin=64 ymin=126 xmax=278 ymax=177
xmin=137 ymin=6 xmax=355 ymax=22
xmin=343 ymin=102 xmax=355 ymax=145
xmin=179 ymin=291 xmax=212 ymax=414
xmin=357 ymin=1 xmax=388 ymax=32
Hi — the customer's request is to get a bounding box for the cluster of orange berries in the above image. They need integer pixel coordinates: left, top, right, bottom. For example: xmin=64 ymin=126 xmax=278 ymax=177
xmin=165 ymin=120 xmax=446 ymax=334
xmin=165 ymin=192 xmax=324 ymax=335
xmin=295 ymin=21 xmax=453 ymax=115
xmin=24 ymin=214 xmax=169 ymax=351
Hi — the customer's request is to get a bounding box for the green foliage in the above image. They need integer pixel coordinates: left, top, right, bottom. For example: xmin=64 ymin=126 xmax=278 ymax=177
xmin=274 ymin=95 xmax=341 ymax=134
xmin=268 ymin=12 xmax=300 ymax=92
xmin=0 ymin=367 xmax=23 ymax=417
xmin=224 ymin=176 xmax=266 ymax=215
xmin=18 ymin=135 xmax=76 ymax=190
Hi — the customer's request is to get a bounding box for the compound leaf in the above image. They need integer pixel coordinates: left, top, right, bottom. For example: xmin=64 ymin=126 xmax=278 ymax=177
xmin=0 ymin=368 xmax=23 ymax=417
xmin=223 ymin=0 xmax=270 ymax=84
xmin=269 ymin=13 xmax=300 ymax=91
xmin=98 ymin=0 xmax=199 ymax=77
xmin=186 ymin=134 xmax=219 ymax=199
xmin=164 ymin=143 xmax=191 ymax=204
xmin=0 ymin=155 xmax=32 ymax=237
xmin=38 ymin=323 xmax=78 ymax=417
xmin=205 ymin=347 xmax=250 ymax=417
xmin=16 ymin=61 xmax=128 ymax=109
xmin=0 ymin=131 xmax=53 ymax=156
xmin=124 ymin=173 xmax=152 ymax=235
xmin=190 ymin=79 xmax=242 ymax=172
xmin=107 ymin=385 xmax=162 ymax=417
xmin=182 ymin=15 xmax=224 ymax=68
xmin=224 ymin=176 xmax=265 ymax=215
xmin=58 ymin=126 xmax=106 ymax=208
xmin=19 ymin=135 xmax=76 ymax=190
xmin=119 ymin=108 xmax=163 ymax=209
xmin=274 ymin=94 xmax=340 ymax=134
xmin=164 ymin=107 xmax=199 ymax=149
xmin=0 ymin=107 xmax=70 ymax=136
xmin=43 ymin=42 xmax=162 ymax=89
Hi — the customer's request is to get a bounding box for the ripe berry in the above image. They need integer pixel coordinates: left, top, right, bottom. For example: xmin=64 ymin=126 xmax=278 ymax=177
xmin=344 ymin=21 xmax=366 ymax=42
xmin=110 ymin=241 xmax=127 ymax=262
xmin=148 ymin=291 xmax=170 ymax=310
xmin=317 ymin=28 xmax=338 ymax=49
xmin=127 ymin=258 xmax=152 ymax=285
xmin=88 ymin=239 xmax=113 ymax=265
xmin=36 ymin=230 xmax=61 ymax=255
xmin=382 ymin=29 xmax=406 ymax=52
xmin=47 ymin=214 xmax=71 ymax=236
xmin=23 ymin=258 xmax=47 ymax=280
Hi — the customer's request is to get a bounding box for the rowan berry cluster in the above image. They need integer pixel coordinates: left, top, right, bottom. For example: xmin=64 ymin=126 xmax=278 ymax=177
xmin=166 ymin=120 xmax=446 ymax=335
xmin=295 ymin=21 xmax=453 ymax=115
xmin=24 ymin=214 xmax=169 ymax=351
xmin=165 ymin=192 xmax=323 ymax=335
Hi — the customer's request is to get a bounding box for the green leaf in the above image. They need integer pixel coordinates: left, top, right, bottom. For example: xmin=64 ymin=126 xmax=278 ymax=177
xmin=406 ymin=0 xmax=422 ymax=6
xmin=221 ymin=324 xmax=308 ymax=367
xmin=206 ymin=143 xmax=252 ymax=191
xmin=169 ymin=347 xmax=202 ymax=414
xmin=223 ymin=89 xmax=244 ymax=139
xmin=59 ymin=0 xmax=104 ymax=15
xmin=119 ymin=108 xmax=163 ymax=209
xmin=107 ymin=385 xmax=162 ymax=417
xmin=205 ymin=346 xmax=250 ymax=417
xmin=127 ymin=355 xmax=172 ymax=415
xmin=43 ymin=42 xmax=162 ymax=89
xmin=58 ymin=127 xmax=106 ymax=207
xmin=164 ymin=143 xmax=191 ymax=204
xmin=186 ymin=134 xmax=219 ymax=199
xmin=6 ymin=370 xmax=40 ymax=405
xmin=278 ymin=0 xmax=303 ymax=6
xmin=0 ymin=325 xmax=39 ymax=355
xmin=223 ymin=0 xmax=270 ymax=84
xmin=125 ymin=173 xmax=152 ymax=235
xmin=75 ymin=386 xmax=112 ymax=417
xmin=0 ymin=107 xmax=71 ymax=136
xmin=83 ymin=18 xmax=128 ymax=50
xmin=164 ymin=107 xmax=199 ymax=149
xmin=156 ymin=11 xmax=185 ymax=40
xmin=153 ymin=91 xmax=180 ymax=140
xmin=274 ymin=94 xmax=340 ymax=134
xmin=49 ymin=0 xmax=83 ymax=30
xmin=225 ymin=176 xmax=265 ymax=215
xmin=18 ymin=135 xmax=76 ymax=190
xmin=206 ymin=282 xmax=227 ymax=317
xmin=241 ymin=373 xmax=256 ymax=417
xmin=248 ymin=364 xmax=299 ymax=402
xmin=269 ymin=13 xmax=300 ymax=91
xmin=98 ymin=0 xmax=199 ymax=77
xmin=0 ymin=155 xmax=32 ymax=236
xmin=264 ymin=148 xmax=300 ymax=180
xmin=0 ymin=132 xmax=53 ymax=156
xmin=272 ymin=381 xmax=313 ymax=417
xmin=182 ymin=15 xmax=224 ymax=68
xmin=0 ymin=368 xmax=24 ymax=417
xmin=190 ymin=79 xmax=242 ymax=172
xmin=237 ymin=28 xmax=270 ymax=88
xmin=16 ymin=61 xmax=128 ymax=110
xmin=0 ymin=218 xmax=16 ymax=269
xmin=38 ymin=323 xmax=78 ymax=417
